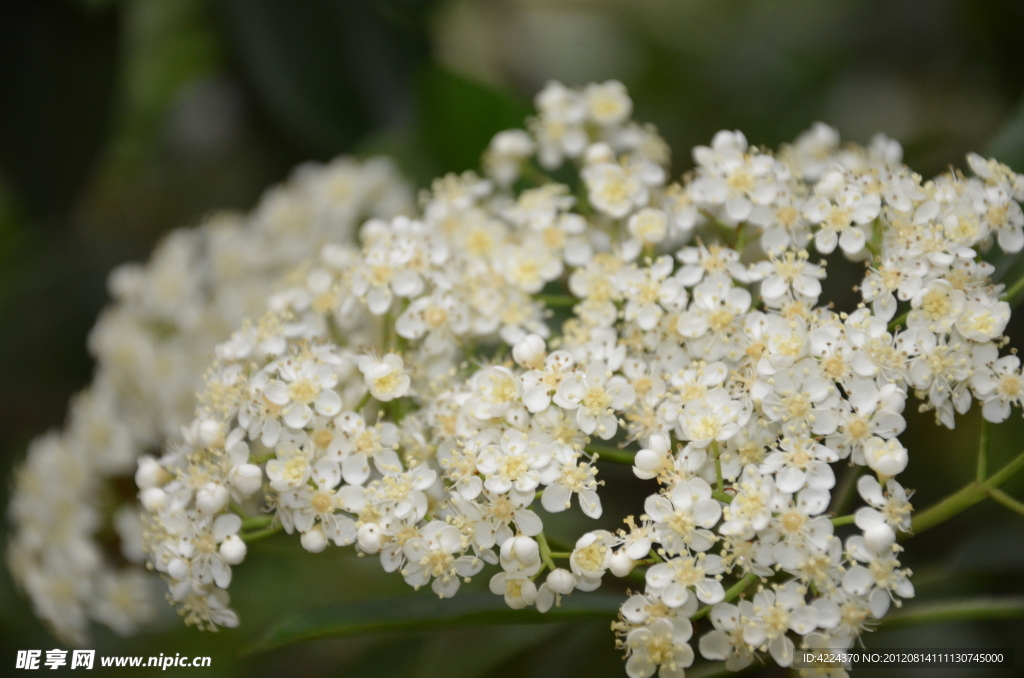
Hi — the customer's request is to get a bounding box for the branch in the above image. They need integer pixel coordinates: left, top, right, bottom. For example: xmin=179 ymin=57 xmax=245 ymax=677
xmin=908 ymin=449 xmax=1024 ymax=537
xmin=691 ymin=572 xmax=759 ymax=621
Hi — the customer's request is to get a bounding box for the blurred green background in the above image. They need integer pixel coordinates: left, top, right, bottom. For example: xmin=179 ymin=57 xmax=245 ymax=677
xmin=3 ymin=0 xmax=1024 ymax=676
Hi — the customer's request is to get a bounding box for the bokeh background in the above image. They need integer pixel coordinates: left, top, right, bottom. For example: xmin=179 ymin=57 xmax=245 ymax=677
xmin=3 ymin=0 xmax=1024 ymax=675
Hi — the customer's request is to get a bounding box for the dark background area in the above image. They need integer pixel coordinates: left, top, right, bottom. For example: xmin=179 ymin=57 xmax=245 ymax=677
xmin=2 ymin=1 xmax=1024 ymax=676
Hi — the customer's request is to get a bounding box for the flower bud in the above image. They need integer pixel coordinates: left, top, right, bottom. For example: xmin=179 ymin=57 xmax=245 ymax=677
xmin=500 ymin=536 xmax=540 ymax=571
xmin=196 ymin=419 xmax=223 ymax=448
xmin=135 ymin=456 xmax=167 ymax=489
xmin=512 ymin=334 xmax=546 ymax=368
xmin=585 ymin=142 xmax=614 ymax=165
xmin=546 ymin=568 xmax=577 ymax=595
xmin=230 ymin=464 xmax=263 ymax=496
xmin=196 ymin=482 xmax=229 ymax=514
xmin=167 ymin=558 xmax=189 ymax=581
xmin=219 ymin=535 xmax=247 ymax=565
xmin=300 ymin=525 xmax=328 ymax=553
xmin=536 ymin=584 xmax=555 ymax=613
xmin=357 ymin=523 xmax=383 ymax=552
xmin=609 ymin=551 xmax=636 ymax=577
xmin=863 ymin=523 xmax=896 ymax=554
xmin=139 ymin=487 xmax=166 ymax=513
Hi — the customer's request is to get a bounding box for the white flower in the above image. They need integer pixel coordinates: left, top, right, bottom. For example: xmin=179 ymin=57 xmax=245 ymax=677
xmin=971 ymin=345 xmax=1024 ymax=422
xmin=395 ymin=292 xmax=470 ymax=354
xmin=627 ymin=208 xmax=669 ymax=244
xmin=570 ymin=530 xmax=615 ymax=584
xmin=539 ymin=443 xmax=602 ymax=518
xmin=645 ymin=478 xmax=721 ymax=555
xmin=489 ymin=572 xmax=538 ymax=610
xmin=698 ymin=603 xmax=756 ymax=671
xmin=756 ymin=251 xmax=826 ymax=306
xmin=358 ymin=353 xmax=410 ymax=402
xmin=469 ymin=366 xmax=522 ymax=420
xmin=585 ymin=80 xmax=633 ymax=126
xmin=476 ymin=429 xmax=550 ymax=494
xmin=738 ymin=582 xmax=819 ymax=667
xmin=520 ymin=350 xmax=574 ymax=413
xmin=264 ymin=357 xmax=342 ymax=429
xmin=332 ymin=411 xmax=402 ymax=484
xmin=842 ymin=537 xmax=914 ymax=618
xmin=280 ymin=458 xmax=358 ymax=547
xmin=679 ymin=388 xmax=748 ymax=448
xmin=645 ymin=553 xmax=726 ymax=609
xmin=862 ymin=437 xmax=908 ymax=477
xmin=402 ymin=521 xmax=482 ymax=598
xmin=583 ymin=162 xmax=648 ymax=218
xmin=555 ymin=361 xmax=635 ymax=439
xmin=758 ymin=361 xmax=839 ymax=436
xmin=624 ymin=617 xmax=694 ymax=678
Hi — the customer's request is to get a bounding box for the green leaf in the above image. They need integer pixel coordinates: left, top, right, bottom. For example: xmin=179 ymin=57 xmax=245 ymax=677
xmin=880 ymin=596 xmax=1024 ymax=629
xmin=242 ymin=592 xmax=622 ymax=656
xmin=417 ymin=66 xmax=532 ymax=175
xmin=987 ymin=96 xmax=1024 ymax=173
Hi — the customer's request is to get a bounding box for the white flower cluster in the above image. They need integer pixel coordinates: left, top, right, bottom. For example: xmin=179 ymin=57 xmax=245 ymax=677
xmin=6 ymin=158 xmax=413 ymax=643
xmin=16 ymin=77 xmax=1024 ymax=677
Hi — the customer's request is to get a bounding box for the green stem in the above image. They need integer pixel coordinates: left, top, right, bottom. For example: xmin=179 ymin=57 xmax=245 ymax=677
xmin=830 ymin=464 xmax=865 ymax=515
xmin=536 ymin=533 xmax=557 ymax=572
xmin=242 ymin=515 xmax=274 ymax=531
xmin=989 ymin=488 xmax=1024 ymax=516
xmin=711 ymin=441 xmax=724 ymax=493
xmin=691 ymin=573 xmax=759 ymax=621
xmin=587 ymin=443 xmax=637 ymax=466
xmin=908 ymin=449 xmax=1024 ymax=537
xmin=240 ymin=524 xmax=282 ymax=542
xmin=1001 ymin=271 xmax=1024 ymax=305
xmin=535 ymin=294 xmax=578 ymax=308
xmin=712 ymin=490 xmax=733 ymax=504
xmin=229 ymin=500 xmax=249 ymax=519
xmin=830 ymin=514 xmax=856 ymax=527
xmin=734 ymin=223 xmax=748 ymax=253
xmin=355 ymin=390 xmax=373 ymax=413
xmin=548 ymin=552 xmax=572 ymax=559
xmin=977 ymin=418 xmax=991 ymax=483
xmin=249 ymin=452 xmax=276 ymax=465
xmin=888 ymin=309 xmax=908 ymax=333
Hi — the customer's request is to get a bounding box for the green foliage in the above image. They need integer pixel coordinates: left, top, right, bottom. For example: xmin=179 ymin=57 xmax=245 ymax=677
xmin=245 ymin=591 xmax=622 ymax=655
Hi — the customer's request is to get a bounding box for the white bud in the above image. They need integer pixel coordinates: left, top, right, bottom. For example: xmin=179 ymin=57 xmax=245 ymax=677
xmin=135 ymin=456 xmax=167 ymax=489
xmin=219 ymin=535 xmax=247 ymax=565
xmin=139 ymin=487 xmax=166 ymax=513
xmin=300 ymin=525 xmax=328 ymax=553
xmin=230 ymin=464 xmax=263 ymax=496
xmin=536 ymin=584 xmax=555 ymax=613
xmin=585 ymin=142 xmax=615 ymax=165
xmin=546 ymin=568 xmax=577 ymax=595
xmin=195 ymin=482 xmax=229 ymax=514
xmin=499 ymin=536 xmax=540 ymax=573
xmin=357 ymin=523 xmax=383 ymax=552
xmin=863 ymin=523 xmax=896 ymax=554
xmin=196 ymin=419 xmax=223 ymax=448
xmin=609 ymin=552 xmax=636 ymax=577
xmin=512 ymin=334 xmax=546 ymax=368
xmin=167 ymin=558 xmax=189 ymax=581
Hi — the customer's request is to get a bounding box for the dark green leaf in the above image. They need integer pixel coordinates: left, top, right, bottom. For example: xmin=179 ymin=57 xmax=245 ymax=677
xmin=880 ymin=596 xmax=1024 ymax=629
xmin=242 ymin=592 xmax=622 ymax=656
xmin=417 ymin=67 xmax=532 ymax=175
